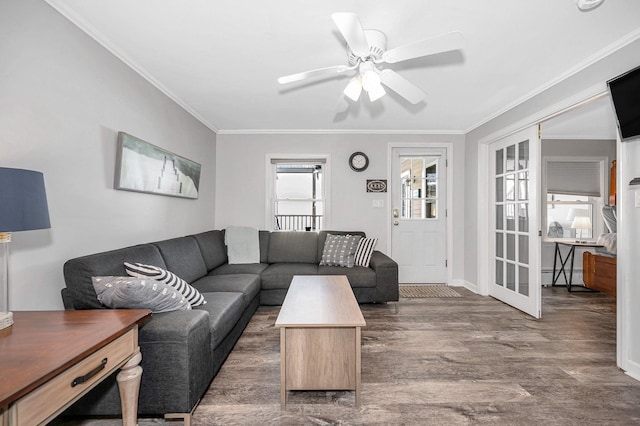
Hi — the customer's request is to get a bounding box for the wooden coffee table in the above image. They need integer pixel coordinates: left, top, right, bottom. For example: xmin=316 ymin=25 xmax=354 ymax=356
xmin=275 ymin=275 xmax=366 ymax=408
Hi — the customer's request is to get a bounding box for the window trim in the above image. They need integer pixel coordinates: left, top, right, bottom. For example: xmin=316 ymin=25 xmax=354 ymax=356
xmin=265 ymin=154 xmax=331 ymax=231
xmin=542 ymin=156 xmax=607 ymax=243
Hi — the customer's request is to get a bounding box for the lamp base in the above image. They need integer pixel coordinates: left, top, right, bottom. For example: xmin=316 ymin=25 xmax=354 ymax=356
xmin=0 ymin=311 xmax=13 ymax=330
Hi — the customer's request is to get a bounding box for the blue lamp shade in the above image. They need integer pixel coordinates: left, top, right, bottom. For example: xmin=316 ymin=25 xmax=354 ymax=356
xmin=0 ymin=168 xmax=51 ymax=232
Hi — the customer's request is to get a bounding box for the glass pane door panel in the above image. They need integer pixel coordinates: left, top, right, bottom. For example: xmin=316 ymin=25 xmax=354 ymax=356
xmin=493 ymin=138 xmax=532 ymax=300
xmin=506 ymin=145 xmax=516 ymax=171
xmin=496 ymin=177 xmax=504 ymax=202
xmin=506 ymin=263 xmax=516 ymax=290
xmin=496 ymin=233 xmax=504 ymax=257
xmin=518 ymin=140 xmax=529 ymax=170
xmin=519 ymin=266 xmax=529 ymax=296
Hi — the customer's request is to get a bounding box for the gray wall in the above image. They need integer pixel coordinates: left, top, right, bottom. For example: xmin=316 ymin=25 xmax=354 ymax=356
xmin=1 ymin=0 xmax=217 ymax=310
xmin=215 ymin=133 xmax=466 ymax=283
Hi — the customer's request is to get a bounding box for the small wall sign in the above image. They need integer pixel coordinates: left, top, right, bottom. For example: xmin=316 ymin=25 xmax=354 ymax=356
xmin=366 ymin=179 xmax=387 ymax=193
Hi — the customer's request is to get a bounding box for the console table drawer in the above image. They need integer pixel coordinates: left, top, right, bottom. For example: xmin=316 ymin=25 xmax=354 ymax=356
xmin=12 ymin=329 xmax=136 ymax=425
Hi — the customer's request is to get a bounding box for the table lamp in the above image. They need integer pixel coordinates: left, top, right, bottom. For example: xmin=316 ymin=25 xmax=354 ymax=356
xmin=0 ymin=168 xmax=51 ymax=330
xmin=571 ymin=216 xmax=591 ymax=243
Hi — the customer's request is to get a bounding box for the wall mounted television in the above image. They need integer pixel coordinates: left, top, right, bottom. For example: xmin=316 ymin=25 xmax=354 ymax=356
xmin=607 ymin=65 xmax=640 ymax=142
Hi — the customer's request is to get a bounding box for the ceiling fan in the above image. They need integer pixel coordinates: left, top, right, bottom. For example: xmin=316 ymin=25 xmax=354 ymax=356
xmin=277 ymin=12 xmax=464 ymax=105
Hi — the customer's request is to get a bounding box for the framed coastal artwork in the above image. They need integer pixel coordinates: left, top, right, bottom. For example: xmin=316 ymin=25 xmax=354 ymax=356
xmin=114 ymin=132 xmax=201 ymax=199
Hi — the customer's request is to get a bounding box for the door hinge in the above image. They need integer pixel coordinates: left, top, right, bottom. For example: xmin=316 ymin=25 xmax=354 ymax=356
xmin=445 ymin=209 xmax=448 ymax=217
xmin=445 ymin=259 xmax=448 ymax=268
xmin=538 ymin=123 xmax=541 ymax=139
xmin=538 ymin=230 xmax=542 ymax=237
xmin=446 ymin=159 xmax=448 ymax=167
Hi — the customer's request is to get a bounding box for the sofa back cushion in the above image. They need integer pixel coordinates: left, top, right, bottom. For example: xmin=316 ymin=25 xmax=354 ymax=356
xmin=63 ymin=244 xmax=166 ymax=309
xmin=152 ymin=237 xmax=208 ymax=283
xmin=268 ymin=231 xmax=318 ymax=263
xmin=317 ymin=231 xmax=366 ymax=263
xmin=191 ymin=231 xmax=227 ymax=270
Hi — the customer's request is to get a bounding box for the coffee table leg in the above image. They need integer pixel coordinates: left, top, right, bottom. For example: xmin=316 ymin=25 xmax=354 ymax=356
xmin=280 ymin=328 xmax=286 ymax=410
xmin=355 ymin=326 xmax=361 ymax=409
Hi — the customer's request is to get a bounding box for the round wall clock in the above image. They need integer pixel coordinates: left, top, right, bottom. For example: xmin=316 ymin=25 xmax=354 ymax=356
xmin=349 ymin=152 xmax=369 ymax=172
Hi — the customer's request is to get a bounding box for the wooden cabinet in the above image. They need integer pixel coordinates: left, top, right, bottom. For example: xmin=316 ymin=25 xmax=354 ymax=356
xmin=583 ymin=251 xmax=616 ymax=297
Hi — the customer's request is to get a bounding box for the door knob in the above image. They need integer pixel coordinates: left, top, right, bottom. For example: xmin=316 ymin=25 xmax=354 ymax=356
xmin=392 ymin=208 xmax=399 ymax=218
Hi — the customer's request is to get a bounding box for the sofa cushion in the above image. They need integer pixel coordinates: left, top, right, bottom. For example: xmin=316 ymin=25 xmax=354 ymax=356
xmin=260 ymin=263 xmax=319 ymax=290
xmin=92 ymin=276 xmax=190 ymax=313
xmin=192 ymin=274 xmax=261 ymax=305
xmin=355 ymin=237 xmax=378 ymax=267
xmin=125 ymin=262 xmax=206 ymax=307
xmin=317 ymin=231 xmax=366 ymax=263
xmin=317 ymin=265 xmax=378 ymax=288
xmin=191 ymin=230 xmax=227 ymax=270
xmin=152 ymin=237 xmax=208 ymax=283
xmin=195 ymin=292 xmax=246 ymax=349
xmin=268 ymin=231 xmax=318 ymax=264
xmin=209 ymin=262 xmax=269 ymax=276
xmin=319 ymin=234 xmax=362 ymax=267
xmin=63 ymin=244 xmax=166 ymax=309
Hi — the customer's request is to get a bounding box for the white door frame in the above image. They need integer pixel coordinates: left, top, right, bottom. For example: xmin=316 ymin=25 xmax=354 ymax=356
xmin=387 ymin=142 xmax=454 ymax=285
xmin=476 ymin=89 xmax=627 ymax=370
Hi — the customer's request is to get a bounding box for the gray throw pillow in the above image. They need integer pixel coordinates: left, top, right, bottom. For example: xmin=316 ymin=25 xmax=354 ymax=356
xmin=92 ymin=276 xmax=191 ymax=313
xmin=319 ymin=234 xmax=362 ymax=267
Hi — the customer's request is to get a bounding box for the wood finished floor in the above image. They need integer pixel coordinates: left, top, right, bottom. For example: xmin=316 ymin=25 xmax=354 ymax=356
xmin=57 ymin=287 xmax=640 ymax=425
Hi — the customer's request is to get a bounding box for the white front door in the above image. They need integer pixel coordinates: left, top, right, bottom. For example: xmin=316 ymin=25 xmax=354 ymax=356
xmin=391 ymin=147 xmax=447 ymax=283
xmin=489 ymin=126 xmax=541 ymax=318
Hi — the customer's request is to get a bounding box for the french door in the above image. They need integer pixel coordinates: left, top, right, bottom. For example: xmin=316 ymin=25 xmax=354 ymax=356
xmin=489 ymin=126 xmax=541 ymax=318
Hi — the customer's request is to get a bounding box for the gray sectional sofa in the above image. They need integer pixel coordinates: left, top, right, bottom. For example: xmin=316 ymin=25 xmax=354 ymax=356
xmin=61 ymin=229 xmax=398 ymax=421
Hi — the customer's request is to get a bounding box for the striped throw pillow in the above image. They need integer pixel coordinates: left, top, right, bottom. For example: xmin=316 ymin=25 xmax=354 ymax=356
xmin=354 ymin=237 xmax=378 ymax=267
xmin=124 ymin=262 xmax=206 ymax=307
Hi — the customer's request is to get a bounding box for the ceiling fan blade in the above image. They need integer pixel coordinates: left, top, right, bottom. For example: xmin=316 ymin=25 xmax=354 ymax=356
xmin=277 ymin=65 xmax=351 ymax=84
xmin=379 ymin=69 xmax=426 ymax=104
xmin=331 ymin=12 xmax=370 ymax=58
xmin=381 ymin=31 xmax=464 ymax=64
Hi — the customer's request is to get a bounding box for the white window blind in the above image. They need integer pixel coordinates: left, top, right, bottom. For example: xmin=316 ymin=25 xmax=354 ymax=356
xmin=546 ymin=161 xmax=601 ymax=197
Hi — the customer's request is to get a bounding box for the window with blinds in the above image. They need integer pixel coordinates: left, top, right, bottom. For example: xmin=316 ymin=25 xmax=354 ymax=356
xmin=544 ymin=158 xmax=606 ymax=241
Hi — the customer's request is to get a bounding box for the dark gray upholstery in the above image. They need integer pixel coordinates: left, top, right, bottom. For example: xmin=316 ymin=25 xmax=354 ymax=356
xmin=152 ymin=236 xmax=207 ymax=284
xmin=210 ymin=262 xmax=270 ymax=276
xmin=195 ymin=292 xmax=246 ymax=349
xmin=63 ymin=244 xmax=165 ymax=309
xmin=268 ymin=231 xmax=318 ymax=263
xmin=260 ymin=263 xmax=319 ymax=290
xmin=61 ymin=228 xmax=397 ymax=419
xmin=194 ymin=274 xmax=261 ymax=304
xmin=191 ymin=230 xmax=227 ymax=270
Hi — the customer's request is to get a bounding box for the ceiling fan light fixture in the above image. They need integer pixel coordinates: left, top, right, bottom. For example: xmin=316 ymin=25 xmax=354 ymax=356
xmin=360 ymin=61 xmax=382 ymax=92
xmin=367 ymin=82 xmax=386 ymax=102
xmin=344 ymin=76 xmax=362 ymax=101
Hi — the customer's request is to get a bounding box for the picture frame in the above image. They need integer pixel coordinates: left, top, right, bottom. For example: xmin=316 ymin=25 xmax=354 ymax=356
xmin=114 ymin=132 xmax=201 ymax=199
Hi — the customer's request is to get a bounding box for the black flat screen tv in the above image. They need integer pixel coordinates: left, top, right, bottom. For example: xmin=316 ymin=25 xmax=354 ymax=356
xmin=607 ymin=65 xmax=640 ymax=142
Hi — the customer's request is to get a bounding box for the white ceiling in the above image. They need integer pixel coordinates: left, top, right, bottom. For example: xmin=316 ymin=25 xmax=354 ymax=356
xmin=45 ymin=0 xmax=640 ymax=134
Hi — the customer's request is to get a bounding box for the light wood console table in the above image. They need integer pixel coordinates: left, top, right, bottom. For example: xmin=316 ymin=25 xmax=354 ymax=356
xmin=275 ymin=275 xmax=366 ymax=409
xmin=0 ymin=309 xmax=150 ymax=426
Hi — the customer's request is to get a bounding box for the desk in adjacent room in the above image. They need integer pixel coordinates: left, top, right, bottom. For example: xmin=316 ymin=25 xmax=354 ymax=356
xmin=551 ymin=241 xmax=604 ymax=292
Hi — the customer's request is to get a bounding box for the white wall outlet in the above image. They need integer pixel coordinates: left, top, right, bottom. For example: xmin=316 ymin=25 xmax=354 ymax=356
xmin=372 ymin=199 xmax=384 ymax=208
